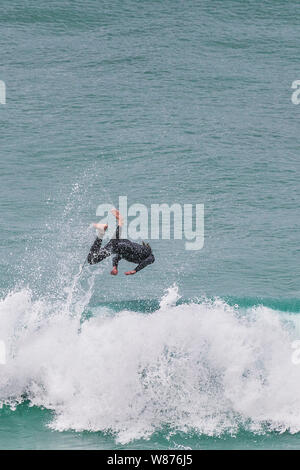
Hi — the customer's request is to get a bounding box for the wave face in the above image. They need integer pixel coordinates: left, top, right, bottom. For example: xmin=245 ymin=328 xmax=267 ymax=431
xmin=0 ymin=284 xmax=300 ymax=444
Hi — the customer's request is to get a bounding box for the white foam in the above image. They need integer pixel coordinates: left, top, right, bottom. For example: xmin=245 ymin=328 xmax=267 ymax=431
xmin=0 ymin=285 xmax=300 ymax=443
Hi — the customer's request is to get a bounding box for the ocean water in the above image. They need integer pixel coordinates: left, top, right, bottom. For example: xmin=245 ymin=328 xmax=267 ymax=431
xmin=1 ymin=0 xmax=300 ymax=450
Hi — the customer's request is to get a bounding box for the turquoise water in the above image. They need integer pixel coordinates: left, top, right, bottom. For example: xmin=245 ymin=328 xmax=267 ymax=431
xmin=1 ymin=0 xmax=300 ymax=449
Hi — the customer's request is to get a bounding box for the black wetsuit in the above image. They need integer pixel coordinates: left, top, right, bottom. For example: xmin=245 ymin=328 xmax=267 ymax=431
xmin=87 ymin=226 xmax=155 ymax=273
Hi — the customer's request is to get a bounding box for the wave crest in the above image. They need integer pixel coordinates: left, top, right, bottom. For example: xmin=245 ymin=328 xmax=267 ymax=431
xmin=0 ymin=285 xmax=299 ymax=443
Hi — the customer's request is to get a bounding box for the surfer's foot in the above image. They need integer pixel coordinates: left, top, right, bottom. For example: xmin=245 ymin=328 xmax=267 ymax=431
xmin=125 ymin=270 xmax=136 ymax=276
xmin=93 ymin=223 xmax=108 ymax=238
xmin=111 ymin=266 xmax=118 ymax=276
xmin=111 ymin=208 xmax=124 ymax=227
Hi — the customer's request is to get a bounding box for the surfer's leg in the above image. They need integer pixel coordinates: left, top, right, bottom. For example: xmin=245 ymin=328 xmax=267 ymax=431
xmin=87 ymin=239 xmax=113 ymax=265
xmin=87 ymin=217 xmax=123 ymax=266
xmin=87 ymin=223 xmax=111 ymax=265
xmin=109 ymin=208 xmax=123 ymax=243
xmin=111 ymin=208 xmax=124 ymax=228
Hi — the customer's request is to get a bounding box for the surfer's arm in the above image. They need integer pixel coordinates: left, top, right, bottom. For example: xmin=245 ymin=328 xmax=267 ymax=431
xmin=112 ymin=254 xmax=121 ymax=268
xmin=134 ymin=254 xmax=155 ymax=273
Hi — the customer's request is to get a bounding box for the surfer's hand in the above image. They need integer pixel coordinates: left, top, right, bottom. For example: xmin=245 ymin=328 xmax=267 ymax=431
xmin=125 ymin=270 xmax=136 ymax=275
xmin=111 ymin=267 xmax=118 ymax=276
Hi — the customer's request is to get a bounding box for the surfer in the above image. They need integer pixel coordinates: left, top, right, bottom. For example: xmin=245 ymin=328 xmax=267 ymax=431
xmin=87 ymin=209 xmax=155 ymax=275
